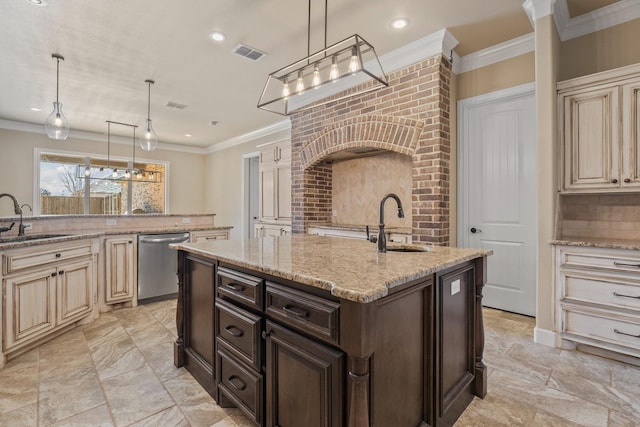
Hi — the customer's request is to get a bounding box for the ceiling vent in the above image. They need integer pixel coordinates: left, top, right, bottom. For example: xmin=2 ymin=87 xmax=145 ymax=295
xmin=232 ymin=44 xmax=266 ymax=61
xmin=166 ymin=101 xmax=188 ymax=109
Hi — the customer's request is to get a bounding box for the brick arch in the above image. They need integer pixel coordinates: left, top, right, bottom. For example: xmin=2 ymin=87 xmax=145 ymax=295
xmin=300 ymin=115 xmax=423 ymax=169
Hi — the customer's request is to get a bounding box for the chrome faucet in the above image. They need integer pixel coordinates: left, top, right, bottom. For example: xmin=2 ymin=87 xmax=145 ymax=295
xmin=373 ymin=193 xmax=404 ymax=253
xmin=0 ymin=193 xmax=24 ymax=237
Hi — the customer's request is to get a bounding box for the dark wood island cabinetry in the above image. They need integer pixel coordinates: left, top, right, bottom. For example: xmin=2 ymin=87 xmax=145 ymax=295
xmin=173 ymin=235 xmax=490 ymax=427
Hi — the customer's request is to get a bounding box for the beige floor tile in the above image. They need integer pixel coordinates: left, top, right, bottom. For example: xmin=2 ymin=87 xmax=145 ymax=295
xmin=488 ymin=369 xmax=609 ymax=427
xmin=453 ymin=394 xmax=535 ymax=426
xmin=84 ymin=323 xmax=147 ymax=381
xmin=125 ymin=320 xmax=176 ymax=351
xmin=163 ymin=371 xmax=231 ymax=426
xmin=128 ymin=405 xmax=189 ymax=427
xmin=0 ymin=402 xmax=37 ymax=427
xmin=141 ymin=340 xmax=183 ymax=382
xmin=0 ymin=350 xmax=39 ymax=415
xmin=50 ymin=404 xmax=114 ymax=426
xmin=211 ymin=416 xmax=240 ymax=427
xmin=485 ymin=342 xmax=554 ymax=386
xmin=100 ymin=364 xmax=174 ymax=427
xmin=608 ymin=409 xmax=640 ymax=427
xmin=38 ymin=369 xmax=106 ymax=426
xmin=529 ymin=410 xmax=590 ymax=426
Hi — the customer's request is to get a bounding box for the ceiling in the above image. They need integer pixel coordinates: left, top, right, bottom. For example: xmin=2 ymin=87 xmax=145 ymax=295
xmin=0 ymin=0 xmax=617 ymax=149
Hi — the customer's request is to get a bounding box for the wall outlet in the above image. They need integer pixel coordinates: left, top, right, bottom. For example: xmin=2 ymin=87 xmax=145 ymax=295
xmin=181 ymin=217 xmax=191 ymax=224
xmin=451 ymin=279 xmax=461 ymax=296
xmin=23 ymin=223 xmax=32 ymax=230
xmin=106 ymin=219 xmax=117 ymax=226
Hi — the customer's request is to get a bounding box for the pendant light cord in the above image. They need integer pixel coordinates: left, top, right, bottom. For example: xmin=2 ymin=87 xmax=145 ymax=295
xmin=147 ymin=82 xmax=151 ymax=121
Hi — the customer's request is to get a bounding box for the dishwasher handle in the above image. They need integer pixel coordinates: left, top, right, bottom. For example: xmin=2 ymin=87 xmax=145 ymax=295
xmin=138 ymin=234 xmax=190 ymax=244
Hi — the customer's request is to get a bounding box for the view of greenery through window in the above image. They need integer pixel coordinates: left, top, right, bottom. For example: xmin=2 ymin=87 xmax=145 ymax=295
xmin=39 ymin=153 xmax=166 ymax=215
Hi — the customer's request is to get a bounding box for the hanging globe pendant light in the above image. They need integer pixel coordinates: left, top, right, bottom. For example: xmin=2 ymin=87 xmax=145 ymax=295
xmin=44 ymin=53 xmax=70 ymax=140
xmin=140 ymin=79 xmax=158 ymax=151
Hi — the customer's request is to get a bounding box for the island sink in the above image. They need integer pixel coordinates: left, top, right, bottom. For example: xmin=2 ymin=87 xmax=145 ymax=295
xmin=173 ymin=235 xmax=490 ymax=426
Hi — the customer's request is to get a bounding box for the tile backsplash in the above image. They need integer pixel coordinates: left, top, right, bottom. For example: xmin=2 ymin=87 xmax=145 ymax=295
xmin=332 ymin=153 xmax=413 ymax=228
xmin=558 ymin=194 xmax=640 ymax=240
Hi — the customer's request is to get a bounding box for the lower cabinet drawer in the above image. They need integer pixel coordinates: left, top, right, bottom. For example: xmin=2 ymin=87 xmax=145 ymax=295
xmin=218 ymin=266 xmax=264 ymax=311
xmin=217 ymin=348 xmax=263 ymax=424
xmin=564 ymin=272 xmax=640 ymax=311
xmin=565 ymin=310 xmax=640 ymax=350
xmin=265 ymin=282 xmax=339 ymax=345
xmin=216 ymin=299 xmax=262 ymax=371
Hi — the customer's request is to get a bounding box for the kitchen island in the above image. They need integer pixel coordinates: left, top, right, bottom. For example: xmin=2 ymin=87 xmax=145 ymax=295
xmin=173 ymin=235 xmax=491 ymax=427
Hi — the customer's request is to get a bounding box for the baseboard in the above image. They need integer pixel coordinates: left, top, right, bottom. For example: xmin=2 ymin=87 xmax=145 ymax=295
xmin=533 ymin=327 xmax=561 ymax=348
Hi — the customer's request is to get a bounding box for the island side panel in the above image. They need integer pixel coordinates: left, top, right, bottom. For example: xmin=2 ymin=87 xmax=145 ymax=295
xmin=174 ymin=250 xmax=185 ymax=368
xmin=474 ymin=256 xmax=488 ymax=398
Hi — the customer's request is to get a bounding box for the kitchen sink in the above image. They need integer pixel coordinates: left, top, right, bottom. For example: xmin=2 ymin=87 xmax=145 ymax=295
xmin=385 ymin=244 xmax=432 ymax=253
xmin=0 ymin=234 xmax=71 ymax=244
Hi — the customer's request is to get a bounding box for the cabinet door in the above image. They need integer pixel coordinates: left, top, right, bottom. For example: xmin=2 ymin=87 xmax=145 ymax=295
xmin=562 ymin=86 xmax=620 ymax=190
xmin=57 ymin=258 xmax=94 ymax=326
xmin=4 ymin=268 xmax=57 ymax=351
xmin=260 ymin=166 xmax=277 ymax=221
xmin=622 ymin=79 xmax=640 ymax=188
xmin=276 ymin=165 xmax=292 ymax=221
xmin=265 ymin=321 xmax=343 ymax=427
xmin=105 ymin=237 xmax=135 ymax=303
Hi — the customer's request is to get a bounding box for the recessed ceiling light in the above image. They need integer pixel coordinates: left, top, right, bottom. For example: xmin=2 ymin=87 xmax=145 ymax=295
xmin=26 ymin=0 xmax=47 ymax=5
xmin=391 ymin=18 xmax=410 ymax=30
xmin=30 ymin=107 xmax=42 ymax=112
xmin=184 ymin=134 xmax=192 ymax=137
xmin=209 ymin=31 xmax=226 ymax=42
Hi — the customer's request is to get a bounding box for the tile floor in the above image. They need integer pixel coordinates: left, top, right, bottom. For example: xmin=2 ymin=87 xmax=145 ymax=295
xmin=0 ymin=300 xmax=638 ymax=426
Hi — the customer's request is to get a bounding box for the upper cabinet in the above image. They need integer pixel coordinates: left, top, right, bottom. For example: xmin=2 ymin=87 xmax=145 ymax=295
xmin=559 ymin=65 xmax=640 ymax=193
xmin=258 ymin=140 xmax=291 ymax=223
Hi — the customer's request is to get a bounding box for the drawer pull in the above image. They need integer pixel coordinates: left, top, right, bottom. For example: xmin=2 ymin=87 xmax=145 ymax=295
xmin=614 ymin=329 xmax=640 ymax=339
xmin=224 ymin=325 xmax=244 ymax=337
xmin=226 ymin=283 xmax=245 ymax=292
xmin=613 ymin=261 xmax=640 ymax=268
xmin=55 ymin=253 xmax=61 ymax=258
xmin=282 ymin=304 xmax=309 ymax=318
xmin=228 ymin=375 xmax=247 ymax=391
xmin=613 ymin=292 xmax=640 ymax=300
xmin=205 ymin=236 xmax=218 ymax=240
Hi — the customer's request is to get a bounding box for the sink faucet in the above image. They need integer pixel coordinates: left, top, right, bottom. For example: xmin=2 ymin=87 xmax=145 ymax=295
xmin=19 ymin=203 xmax=32 ymax=236
xmin=374 ymin=193 xmax=405 ymax=253
xmin=0 ymin=193 xmax=24 ymax=237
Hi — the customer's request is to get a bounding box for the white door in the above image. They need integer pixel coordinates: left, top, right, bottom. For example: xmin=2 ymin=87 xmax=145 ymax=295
xmin=458 ymin=83 xmax=537 ymax=316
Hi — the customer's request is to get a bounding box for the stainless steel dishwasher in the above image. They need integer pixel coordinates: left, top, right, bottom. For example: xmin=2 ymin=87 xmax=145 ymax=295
xmin=137 ymin=232 xmax=190 ymax=303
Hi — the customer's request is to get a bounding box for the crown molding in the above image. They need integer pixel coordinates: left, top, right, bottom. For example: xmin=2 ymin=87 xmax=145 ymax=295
xmin=561 ymin=0 xmax=640 ymax=41
xmin=0 ymin=119 xmax=209 ymax=154
xmin=207 ymin=119 xmax=291 ymax=153
xmin=381 ymin=28 xmax=459 ymax=74
xmin=523 ymin=0 xmax=640 ymax=42
xmin=457 ymin=32 xmax=534 ymax=74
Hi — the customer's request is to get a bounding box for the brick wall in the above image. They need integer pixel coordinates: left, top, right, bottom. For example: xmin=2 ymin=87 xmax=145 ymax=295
xmin=290 ymin=54 xmax=452 ymax=245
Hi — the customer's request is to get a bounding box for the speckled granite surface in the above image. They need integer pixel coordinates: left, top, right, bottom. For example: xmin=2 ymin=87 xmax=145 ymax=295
xmin=551 ymin=237 xmax=640 ymax=251
xmin=172 ymin=235 xmax=492 ymax=303
xmin=309 ymin=223 xmax=413 ymax=234
xmin=0 ymin=227 xmax=232 ymax=250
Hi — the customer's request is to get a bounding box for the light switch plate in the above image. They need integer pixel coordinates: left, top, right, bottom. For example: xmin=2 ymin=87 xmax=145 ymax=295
xmin=451 ymin=279 xmax=461 ymax=296
xmin=106 ymin=219 xmax=117 ymax=226
xmin=182 ymin=217 xmax=191 ymax=224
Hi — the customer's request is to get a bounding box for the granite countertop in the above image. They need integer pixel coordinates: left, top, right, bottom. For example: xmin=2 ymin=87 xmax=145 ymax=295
xmin=551 ymin=237 xmax=640 ymax=251
xmin=172 ymin=235 xmax=491 ymax=303
xmin=0 ymin=226 xmax=233 ymax=250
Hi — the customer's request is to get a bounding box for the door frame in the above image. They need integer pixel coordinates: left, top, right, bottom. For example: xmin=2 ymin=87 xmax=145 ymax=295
xmin=242 ymin=152 xmax=260 ymax=240
xmin=457 ymin=82 xmax=536 ymax=247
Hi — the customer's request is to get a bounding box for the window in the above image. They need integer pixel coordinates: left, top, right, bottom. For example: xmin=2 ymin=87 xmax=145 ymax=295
xmin=37 ymin=150 xmax=166 ymax=215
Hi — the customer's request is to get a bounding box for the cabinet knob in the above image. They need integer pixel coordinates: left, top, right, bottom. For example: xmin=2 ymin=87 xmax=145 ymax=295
xmin=624 ymin=178 xmax=631 ymax=183
xmin=55 ymin=253 xmax=61 ymax=258
xmin=612 ymin=178 xmax=618 ymax=184
xmin=51 ymin=272 xmax=57 ymax=277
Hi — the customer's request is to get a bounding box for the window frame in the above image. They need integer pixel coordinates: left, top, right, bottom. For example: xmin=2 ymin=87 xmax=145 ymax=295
xmin=33 ymin=147 xmax=169 ymax=216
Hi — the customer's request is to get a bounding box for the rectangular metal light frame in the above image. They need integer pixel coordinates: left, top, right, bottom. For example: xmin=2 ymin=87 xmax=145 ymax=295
xmin=258 ymin=34 xmax=388 ymax=115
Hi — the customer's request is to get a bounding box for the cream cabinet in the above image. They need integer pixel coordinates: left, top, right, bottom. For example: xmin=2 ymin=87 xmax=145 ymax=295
xmin=190 ymin=229 xmax=230 ymax=243
xmin=555 ymin=245 xmax=640 ymax=359
xmin=558 ymin=64 xmax=640 ymax=192
xmin=258 ymin=140 xmax=291 ymax=223
xmin=254 ymin=223 xmax=291 ymax=238
xmin=104 ymin=236 xmax=136 ymax=304
xmin=2 ymin=239 xmax=98 ymax=361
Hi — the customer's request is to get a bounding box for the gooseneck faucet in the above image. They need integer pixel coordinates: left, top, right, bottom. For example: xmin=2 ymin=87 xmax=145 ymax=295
xmin=376 ymin=193 xmax=404 ymax=253
xmin=19 ymin=203 xmax=32 ymax=237
xmin=0 ymin=193 xmax=24 ymax=237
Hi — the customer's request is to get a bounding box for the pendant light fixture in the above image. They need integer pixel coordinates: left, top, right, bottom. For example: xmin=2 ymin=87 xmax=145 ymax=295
xmin=258 ymin=0 xmax=388 ymax=115
xmin=45 ymin=53 xmax=70 ymax=140
xmin=140 ymin=79 xmax=158 ymax=151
